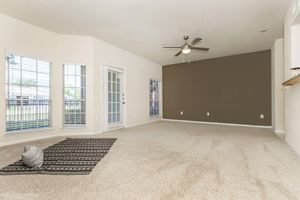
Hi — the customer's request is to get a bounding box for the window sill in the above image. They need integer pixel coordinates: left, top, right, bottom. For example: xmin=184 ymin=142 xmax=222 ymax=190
xmin=61 ymin=126 xmax=87 ymax=129
xmin=5 ymin=127 xmax=54 ymax=136
xmin=150 ymin=115 xmax=161 ymax=119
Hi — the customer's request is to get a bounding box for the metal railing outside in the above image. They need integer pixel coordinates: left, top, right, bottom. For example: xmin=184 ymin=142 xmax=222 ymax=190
xmin=6 ymin=99 xmax=50 ymax=132
xmin=64 ymin=100 xmax=86 ymax=125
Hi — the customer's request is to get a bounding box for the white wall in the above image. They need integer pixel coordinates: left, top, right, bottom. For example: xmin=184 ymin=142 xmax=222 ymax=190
xmin=55 ymin=35 xmax=95 ymax=135
xmin=291 ymin=24 xmax=300 ymax=68
xmin=284 ymin=1 xmax=300 ymax=156
xmin=0 ymin=14 xmax=162 ymax=145
xmin=271 ymin=39 xmax=285 ymax=138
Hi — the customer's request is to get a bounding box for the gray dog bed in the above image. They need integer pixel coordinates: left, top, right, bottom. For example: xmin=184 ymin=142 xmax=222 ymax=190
xmin=0 ymin=138 xmax=117 ymax=175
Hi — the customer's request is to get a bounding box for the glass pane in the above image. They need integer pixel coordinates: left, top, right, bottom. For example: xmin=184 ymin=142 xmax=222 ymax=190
xmin=108 ymin=103 xmax=111 ymax=112
xmin=21 ymin=85 xmax=36 ymax=99
xmin=7 ymin=69 xmax=21 ymax=84
xmin=6 ymin=54 xmax=21 ymax=70
xmin=22 ymin=71 xmax=36 ymax=85
xmin=108 ymin=71 xmax=111 ymax=81
xmin=117 ymin=83 xmax=120 ymax=93
xmin=64 ymin=65 xmax=69 ymax=75
xmin=6 ymin=84 xmax=21 ymax=99
xmin=108 ymin=82 xmax=111 ymax=92
xmin=37 ymin=61 xmax=50 ymax=73
xmin=65 ymin=64 xmax=76 ymax=75
xmin=65 ymin=76 xmax=76 ymax=87
xmin=117 ymin=113 xmax=120 ymax=122
xmin=81 ymin=66 xmax=86 ymax=76
xmin=75 ymin=88 xmax=82 ymax=100
xmin=75 ymin=65 xmax=81 ymax=75
xmin=81 ymin=88 xmax=86 ymax=99
xmin=113 ymin=93 xmax=116 ymax=102
xmin=81 ymin=101 xmax=86 ymax=111
xmin=64 ymin=88 xmax=76 ymax=100
xmin=117 ymin=103 xmax=120 ymax=112
xmin=37 ymin=73 xmax=50 ymax=86
xmin=112 ymin=72 xmax=116 ymax=82
xmin=113 ymin=103 xmax=116 ymax=113
xmin=108 ymin=113 xmax=111 ymax=123
xmin=108 ymin=93 xmax=112 ymax=102
xmin=112 ymin=82 xmax=116 ymax=92
xmin=112 ymin=113 xmax=116 ymax=122
xmin=76 ymin=76 xmax=82 ymax=88
xmin=38 ymin=87 xmax=50 ymax=99
xmin=22 ymin=58 xmax=36 ymax=71
xmin=81 ymin=76 xmax=86 ymax=88
xmin=81 ymin=113 xmax=86 ymax=124
xmin=111 ymin=112 xmax=115 ymax=123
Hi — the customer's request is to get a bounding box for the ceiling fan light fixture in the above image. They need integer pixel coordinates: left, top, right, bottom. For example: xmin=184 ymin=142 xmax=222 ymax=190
xmin=182 ymin=46 xmax=191 ymax=54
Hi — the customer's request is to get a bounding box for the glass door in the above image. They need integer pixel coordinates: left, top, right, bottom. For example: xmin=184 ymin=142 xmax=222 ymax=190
xmin=107 ymin=70 xmax=123 ymax=128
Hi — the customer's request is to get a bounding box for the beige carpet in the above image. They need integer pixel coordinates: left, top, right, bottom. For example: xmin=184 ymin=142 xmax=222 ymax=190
xmin=0 ymin=121 xmax=300 ymax=200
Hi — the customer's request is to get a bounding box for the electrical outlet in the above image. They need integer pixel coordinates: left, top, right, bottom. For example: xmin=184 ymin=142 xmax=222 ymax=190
xmin=180 ymin=111 xmax=184 ymax=115
xmin=260 ymin=114 xmax=264 ymax=119
xmin=207 ymin=112 xmax=210 ymax=116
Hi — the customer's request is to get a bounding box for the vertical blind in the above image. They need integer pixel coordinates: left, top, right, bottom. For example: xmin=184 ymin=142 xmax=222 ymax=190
xmin=5 ymin=53 xmax=51 ymax=132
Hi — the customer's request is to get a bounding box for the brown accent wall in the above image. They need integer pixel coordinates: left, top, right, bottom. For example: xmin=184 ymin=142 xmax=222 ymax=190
xmin=163 ymin=50 xmax=271 ymax=126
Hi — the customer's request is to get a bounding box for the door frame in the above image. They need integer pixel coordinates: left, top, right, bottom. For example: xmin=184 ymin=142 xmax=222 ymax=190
xmin=103 ymin=64 xmax=126 ymax=132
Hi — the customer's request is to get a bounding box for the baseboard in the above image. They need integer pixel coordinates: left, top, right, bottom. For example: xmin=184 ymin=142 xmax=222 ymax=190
xmin=162 ymin=119 xmax=272 ymax=129
xmin=274 ymin=130 xmax=285 ymax=140
xmin=125 ymin=117 xmax=162 ymax=128
xmin=0 ymin=130 xmax=98 ymax=147
xmin=275 ymin=129 xmax=284 ymax=134
xmin=0 ymin=118 xmax=163 ymax=147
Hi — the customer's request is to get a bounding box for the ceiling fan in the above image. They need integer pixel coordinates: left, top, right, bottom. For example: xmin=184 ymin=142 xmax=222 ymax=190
xmin=163 ymin=35 xmax=209 ymax=56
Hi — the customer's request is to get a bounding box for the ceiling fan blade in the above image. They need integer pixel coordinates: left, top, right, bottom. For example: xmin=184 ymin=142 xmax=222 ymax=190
xmin=191 ymin=38 xmax=202 ymax=46
xmin=191 ymin=47 xmax=209 ymax=51
xmin=174 ymin=51 xmax=182 ymax=56
xmin=163 ymin=47 xmax=181 ymax=48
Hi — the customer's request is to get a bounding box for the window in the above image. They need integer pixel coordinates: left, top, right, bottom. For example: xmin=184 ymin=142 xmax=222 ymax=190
xmin=63 ymin=64 xmax=86 ymax=126
xmin=5 ymin=53 xmax=51 ymax=132
xmin=149 ymin=79 xmax=160 ymax=117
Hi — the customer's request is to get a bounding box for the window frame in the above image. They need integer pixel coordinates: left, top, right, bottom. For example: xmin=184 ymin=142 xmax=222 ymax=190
xmin=5 ymin=52 xmax=52 ymax=134
xmin=149 ymin=79 xmax=160 ymax=118
xmin=62 ymin=64 xmax=87 ymax=127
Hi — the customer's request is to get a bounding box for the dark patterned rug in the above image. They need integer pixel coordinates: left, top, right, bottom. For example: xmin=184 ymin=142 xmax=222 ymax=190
xmin=0 ymin=138 xmax=117 ymax=175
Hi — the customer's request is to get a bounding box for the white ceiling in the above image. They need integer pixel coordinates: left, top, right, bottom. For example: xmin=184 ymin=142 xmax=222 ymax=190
xmin=0 ymin=0 xmax=291 ymax=65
